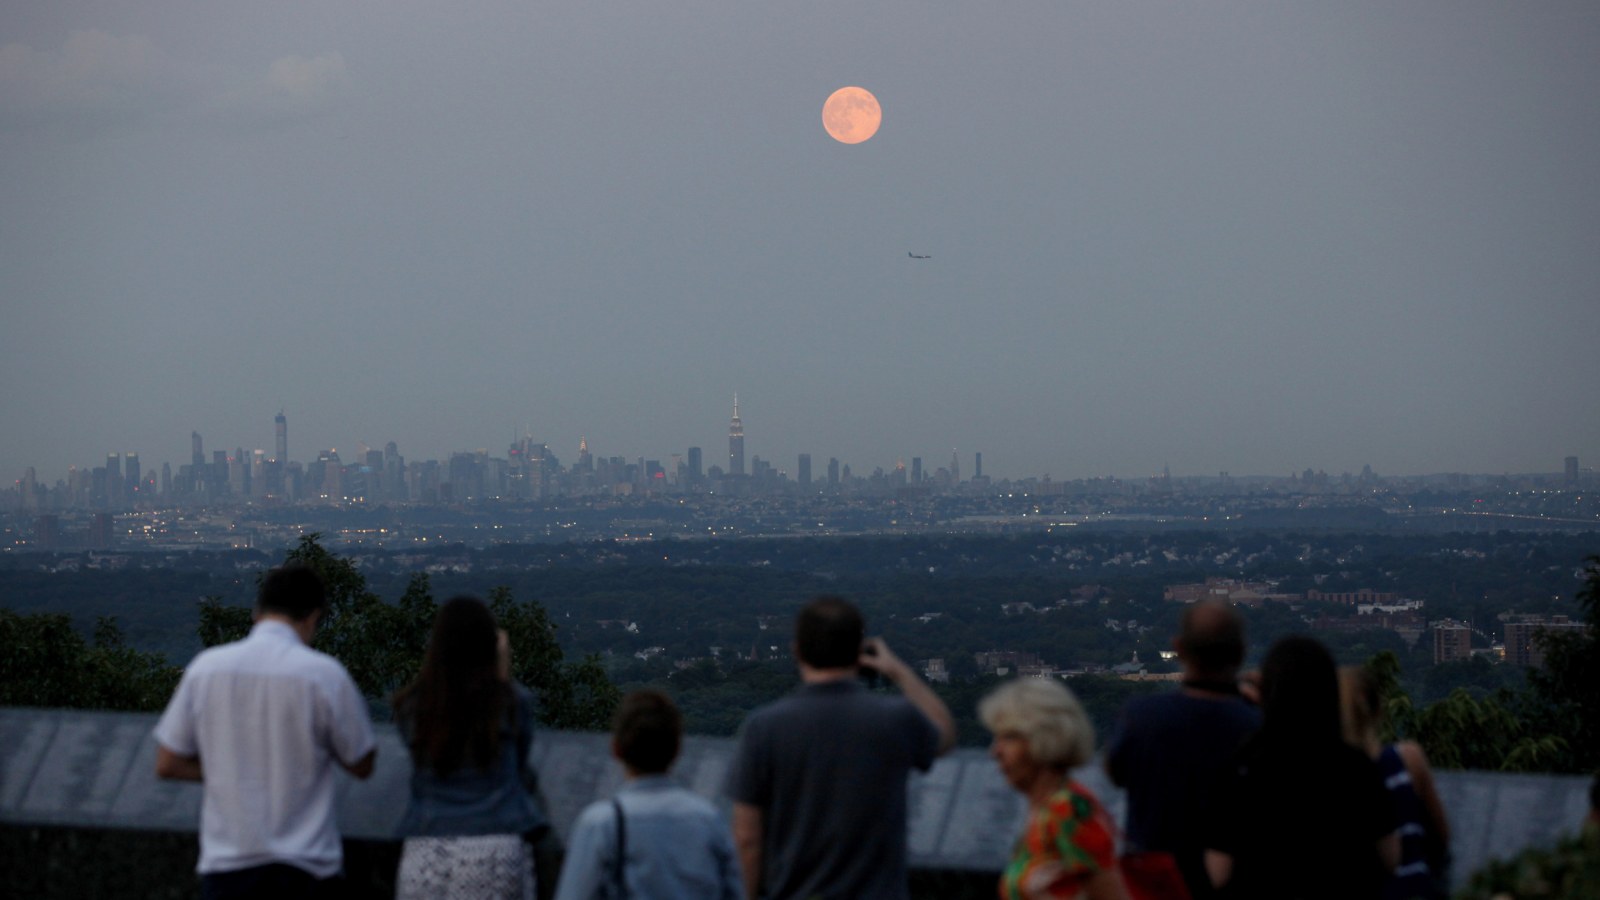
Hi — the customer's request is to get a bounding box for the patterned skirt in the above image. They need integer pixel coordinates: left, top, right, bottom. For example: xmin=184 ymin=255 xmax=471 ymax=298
xmin=397 ymin=833 xmax=534 ymax=900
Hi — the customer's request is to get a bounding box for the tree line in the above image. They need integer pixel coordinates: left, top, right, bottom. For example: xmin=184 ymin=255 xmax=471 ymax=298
xmin=2 ymin=538 xmax=1597 ymax=775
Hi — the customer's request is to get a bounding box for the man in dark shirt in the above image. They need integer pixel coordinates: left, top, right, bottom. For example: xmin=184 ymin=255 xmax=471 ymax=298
xmin=726 ymin=596 xmax=955 ymax=900
xmin=1107 ymin=599 xmax=1261 ymax=899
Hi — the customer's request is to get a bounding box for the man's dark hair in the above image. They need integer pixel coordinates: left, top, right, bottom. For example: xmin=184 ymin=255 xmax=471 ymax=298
xmin=1177 ymin=599 xmax=1246 ymax=678
xmin=613 ymin=690 xmax=682 ymax=775
xmin=256 ymin=564 xmax=328 ymax=621
xmin=795 ymin=595 xmax=865 ymax=669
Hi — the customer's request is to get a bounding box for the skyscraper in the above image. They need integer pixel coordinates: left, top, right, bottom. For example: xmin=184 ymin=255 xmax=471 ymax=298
xmin=106 ymin=453 xmax=122 ymax=508
xmin=728 ymin=395 xmax=745 ymax=477
xmin=124 ymin=452 xmax=140 ymax=503
xmin=687 ymin=446 xmax=703 ymax=484
xmin=797 ymin=453 xmax=812 ymax=487
xmin=275 ymin=410 xmax=288 ymax=463
xmin=192 ymin=431 xmax=204 ymax=468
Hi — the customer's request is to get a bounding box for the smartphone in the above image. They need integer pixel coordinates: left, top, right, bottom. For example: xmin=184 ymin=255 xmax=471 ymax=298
xmin=859 ymin=639 xmax=881 ymax=688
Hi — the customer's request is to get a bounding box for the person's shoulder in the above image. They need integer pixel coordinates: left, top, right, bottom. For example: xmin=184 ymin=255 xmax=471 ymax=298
xmin=182 ymin=635 xmax=252 ymax=673
xmin=507 ymin=681 xmax=536 ymax=713
xmin=292 ymin=640 xmax=348 ymax=669
xmin=1123 ymin=689 xmax=1178 ymax=715
xmin=1219 ymin=695 xmax=1263 ymax=728
xmin=287 ymin=641 xmax=362 ymax=689
xmin=744 ymin=691 xmax=801 ymax=724
xmin=1115 ymin=688 xmax=1191 ymax=730
xmin=1320 ymin=742 xmax=1384 ymax=785
xmin=659 ymin=783 xmax=722 ymax=818
xmin=879 ymin=691 xmax=935 ymax=724
xmin=1061 ymin=779 xmax=1108 ymax=812
xmin=1394 ymin=739 xmax=1431 ymax=772
xmin=574 ymin=796 xmax=618 ymax=829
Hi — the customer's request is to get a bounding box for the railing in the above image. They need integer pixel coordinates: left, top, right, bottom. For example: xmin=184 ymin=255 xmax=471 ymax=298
xmin=1 ymin=707 xmax=1590 ymax=890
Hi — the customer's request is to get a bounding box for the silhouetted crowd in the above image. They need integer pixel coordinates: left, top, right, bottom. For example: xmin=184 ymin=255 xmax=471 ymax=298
xmin=156 ymin=566 xmax=1465 ymax=900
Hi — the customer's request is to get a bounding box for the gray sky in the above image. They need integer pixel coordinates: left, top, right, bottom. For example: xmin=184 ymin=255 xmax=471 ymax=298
xmin=4 ymin=1 xmax=1598 ymax=482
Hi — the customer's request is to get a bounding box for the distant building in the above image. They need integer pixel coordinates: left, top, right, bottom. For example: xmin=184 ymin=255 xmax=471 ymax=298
xmin=797 ymin=453 xmax=811 ymax=487
xmin=88 ymin=513 xmax=114 ymax=550
xmin=1307 ymin=588 xmax=1399 ymax=606
xmin=34 ymin=515 xmax=60 ymax=550
xmin=727 ymin=395 xmax=745 ymax=477
xmin=1432 ymin=619 xmax=1472 ymax=664
xmin=1111 ymin=651 xmax=1146 ymax=676
xmin=124 ymin=453 xmax=140 ymax=505
xmin=1504 ymin=616 xmax=1588 ymax=669
xmin=974 ymin=649 xmax=1043 ymax=676
xmin=1164 ymin=578 xmax=1292 ymax=605
xmin=1357 ymin=599 xmax=1424 ymax=615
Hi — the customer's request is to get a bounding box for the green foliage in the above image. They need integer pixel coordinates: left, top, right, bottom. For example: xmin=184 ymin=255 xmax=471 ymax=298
xmin=1060 ymin=675 xmax=1168 ymax=750
xmin=1409 ymin=688 xmax=1557 ymax=772
xmin=197 ymin=596 xmax=251 ymax=647
xmin=0 ymin=610 xmax=179 ymax=712
xmin=489 ymin=584 xmax=620 ymax=731
xmin=1364 ymin=650 xmax=1412 ymax=744
xmin=1521 ymin=556 xmax=1600 ymax=773
xmin=196 ymin=534 xmax=619 ymax=730
xmin=285 ymin=534 xmax=429 ymax=703
xmin=1456 ymin=826 xmax=1600 ymax=900
xmin=1365 ymin=554 xmax=1599 ymax=774
xmin=618 ymin=658 xmax=797 ymax=737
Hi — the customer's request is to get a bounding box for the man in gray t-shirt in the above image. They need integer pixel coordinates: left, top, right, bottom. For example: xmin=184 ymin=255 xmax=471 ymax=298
xmin=727 ymin=596 xmax=955 ymax=900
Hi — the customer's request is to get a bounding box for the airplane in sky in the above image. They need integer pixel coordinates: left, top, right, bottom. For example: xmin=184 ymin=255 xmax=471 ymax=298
xmin=908 ymin=252 xmax=932 ymax=259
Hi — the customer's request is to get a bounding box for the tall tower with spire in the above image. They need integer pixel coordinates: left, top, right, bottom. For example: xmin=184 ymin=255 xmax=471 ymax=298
xmin=728 ymin=395 xmax=746 ymax=477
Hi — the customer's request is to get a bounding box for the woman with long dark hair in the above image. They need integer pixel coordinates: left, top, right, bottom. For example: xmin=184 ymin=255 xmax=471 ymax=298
xmin=1204 ymin=636 xmax=1399 ymax=899
xmin=393 ymin=595 xmax=547 ymax=899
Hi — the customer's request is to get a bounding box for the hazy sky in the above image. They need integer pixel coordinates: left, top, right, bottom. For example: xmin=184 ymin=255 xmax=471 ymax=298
xmin=4 ymin=2 xmax=1598 ymax=482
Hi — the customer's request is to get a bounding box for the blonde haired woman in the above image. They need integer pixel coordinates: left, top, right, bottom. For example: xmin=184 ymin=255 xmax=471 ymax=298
xmin=1340 ymin=666 xmax=1450 ymax=899
xmin=980 ymin=678 xmax=1129 ymax=900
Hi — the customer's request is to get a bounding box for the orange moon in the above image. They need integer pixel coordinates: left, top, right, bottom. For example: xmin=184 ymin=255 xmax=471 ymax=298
xmin=822 ymin=86 xmax=882 ymax=144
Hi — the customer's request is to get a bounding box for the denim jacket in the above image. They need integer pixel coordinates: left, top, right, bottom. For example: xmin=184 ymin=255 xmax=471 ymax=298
xmin=395 ymin=682 xmax=548 ymax=837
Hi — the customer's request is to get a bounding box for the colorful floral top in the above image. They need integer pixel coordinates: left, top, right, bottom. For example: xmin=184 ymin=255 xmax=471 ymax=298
xmin=999 ymin=781 xmax=1117 ymax=900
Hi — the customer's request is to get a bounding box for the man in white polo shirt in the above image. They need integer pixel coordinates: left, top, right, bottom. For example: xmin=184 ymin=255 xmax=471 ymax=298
xmin=155 ymin=563 xmax=377 ymax=899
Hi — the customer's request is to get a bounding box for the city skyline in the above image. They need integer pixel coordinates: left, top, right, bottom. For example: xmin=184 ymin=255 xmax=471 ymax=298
xmin=6 ymin=403 xmax=1591 ymax=488
xmin=4 ymin=3 xmax=1598 ymax=481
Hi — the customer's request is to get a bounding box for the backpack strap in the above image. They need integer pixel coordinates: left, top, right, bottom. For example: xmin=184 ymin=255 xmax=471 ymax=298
xmin=611 ymin=797 xmax=627 ymax=900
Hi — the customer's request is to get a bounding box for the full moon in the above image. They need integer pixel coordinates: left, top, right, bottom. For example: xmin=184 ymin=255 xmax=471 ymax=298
xmin=822 ymin=86 xmax=882 ymax=144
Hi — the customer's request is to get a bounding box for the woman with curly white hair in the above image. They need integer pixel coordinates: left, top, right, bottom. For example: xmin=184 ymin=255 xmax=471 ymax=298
xmin=980 ymin=678 xmax=1130 ymax=900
